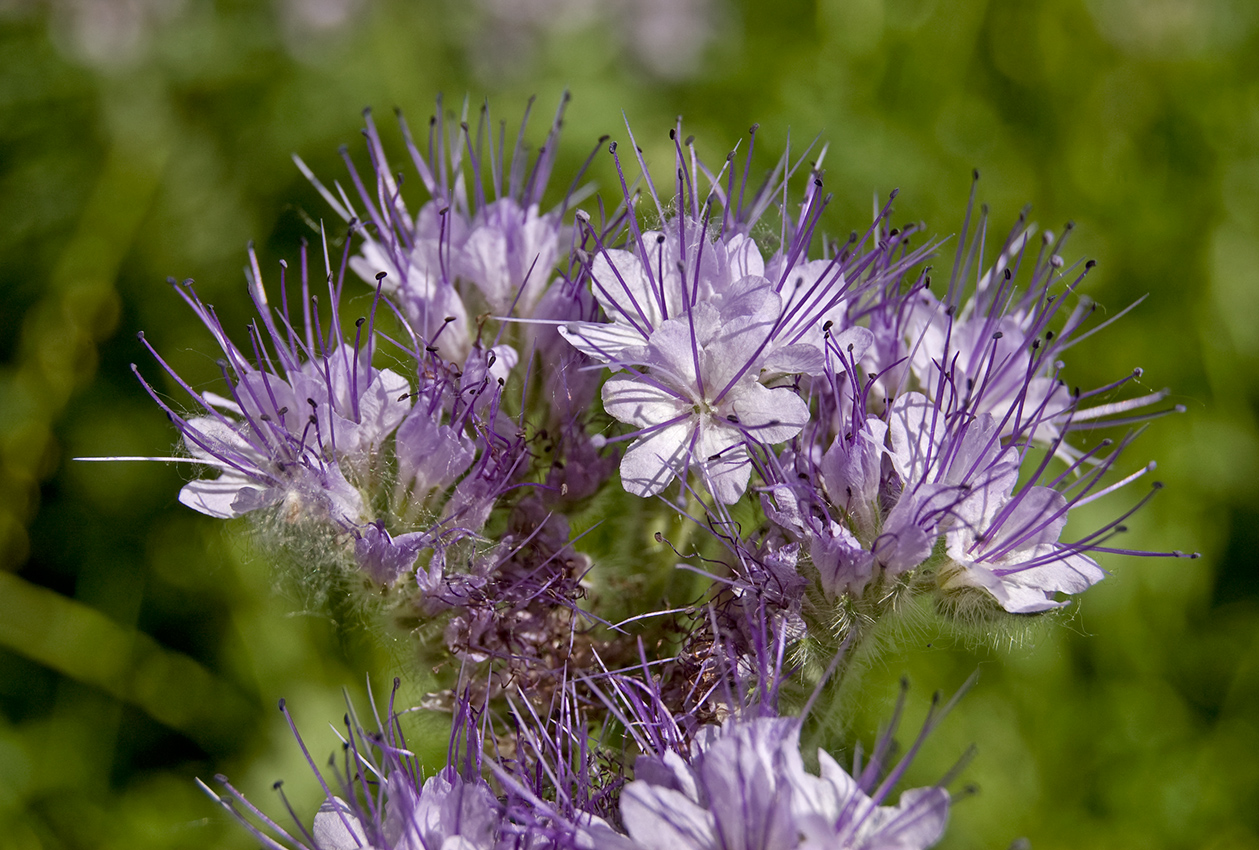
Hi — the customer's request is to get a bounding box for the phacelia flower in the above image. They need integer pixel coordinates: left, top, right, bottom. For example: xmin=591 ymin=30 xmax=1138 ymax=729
xmin=121 ymin=237 xmax=522 ymax=586
xmin=299 ymin=95 xmax=582 ymax=365
xmin=601 ymin=716 xmax=949 ymax=850
xmin=560 ymin=131 xmax=920 ymax=504
xmin=133 ymin=248 xmax=408 ymax=530
xmin=202 ymin=690 xmax=518 ymax=850
xmin=751 ymin=184 xmax=1197 ymax=621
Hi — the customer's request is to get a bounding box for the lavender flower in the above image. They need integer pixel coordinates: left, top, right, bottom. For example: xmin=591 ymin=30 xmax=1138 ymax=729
xmin=544 ymin=617 xmax=963 ymax=850
xmin=298 ymin=96 xmax=580 ymax=366
xmin=202 ymin=689 xmax=516 ymax=850
xmin=754 ymin=188 xmax=1194 ymax=622
xmin=560 ymin=131 xmax=925 ymax=504
xmin=602 ymin=715 xmax=949 ymax=850
xmin=133 ymin=248 xmax=408 ymax=530
xmin=118 ymin=234 xmax=524 ymax=586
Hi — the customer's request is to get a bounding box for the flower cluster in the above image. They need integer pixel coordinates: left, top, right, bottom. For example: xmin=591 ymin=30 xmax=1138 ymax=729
xmin=103 ymin=97 xmax=1194 ymax=849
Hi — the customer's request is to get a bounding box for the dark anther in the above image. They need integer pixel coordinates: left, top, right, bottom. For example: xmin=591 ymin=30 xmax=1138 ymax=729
xmin=992 ymin=331 xmax=1003 ymax=340
xmin=1085 ymin=259 xmax=1097 ymax=269
xmin=355 ymin=317 xmax=366 ymax=327
xmin=972 ymin=168 xmax=980 ymax=181
xmin=376 ymin=271 xmax=388 ymax=281
xmin=656 ymin=234 xmax=666 ymax=244
xmin=685 ymin=135 xmax=695 ymax=146
xmin=1003 ymin=268 xmax=1012 ymax=280
xmin=823 ymin=320 xmax=834 ymax=332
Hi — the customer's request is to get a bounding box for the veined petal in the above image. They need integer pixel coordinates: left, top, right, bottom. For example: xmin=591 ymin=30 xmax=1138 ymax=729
xmin=178 ymin=474 xmax=273 ymax=519
xmin=621 ymin=783 xmax=716 ymax=849
xmin=312 ymin=798 xmax=372 ymax=850
xmin=559 ymin=321 xmax=649 ymax=365
xmin=603 ymin=375 xmax=688 ymax=429
xmin=619 ymin=420 xmax=695 ymax=498
xmin=589 ymin=247 xmax=665 ymax=331
xmin=725 ymin=382 xmax=809 ymax=445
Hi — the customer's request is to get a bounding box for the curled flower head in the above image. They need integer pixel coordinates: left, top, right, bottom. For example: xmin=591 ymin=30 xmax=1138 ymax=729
xmin=91 ymin=102 xmax=1196 ymax=850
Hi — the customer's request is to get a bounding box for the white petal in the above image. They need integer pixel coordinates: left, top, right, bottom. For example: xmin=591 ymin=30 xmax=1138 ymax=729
xmin=178 ymin=475 xmax=270 ymax=519
xmin=559 ymin=321 xmax=648 ymax=365
xmin=589 ymin=248 xmax=663 ymax=331
xmin=312 ymin=798 xmax=372 ymax=850
xmin=602 ymin=375 xmax=688 ymax=430
xmin=699 ymin=444 xmax=752 ymax=505
xmin=887 ymin=393 xmax=941 ymax=483
xmin=863 ymin=786 xmax=950 ymax=848
xmin=760 ymin=343 xmax=825 ymax=377
xmin=619 ymin=421 xmax=695 ymax=498
xmin=725 ymin=382 xmax=809 ymax=445
xmin=621 ymin=782 xmax=715 ymax=850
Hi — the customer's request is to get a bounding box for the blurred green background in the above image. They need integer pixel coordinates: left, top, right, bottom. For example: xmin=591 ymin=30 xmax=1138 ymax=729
xmin=1 ymin=0 xmax=1256 ymax=847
